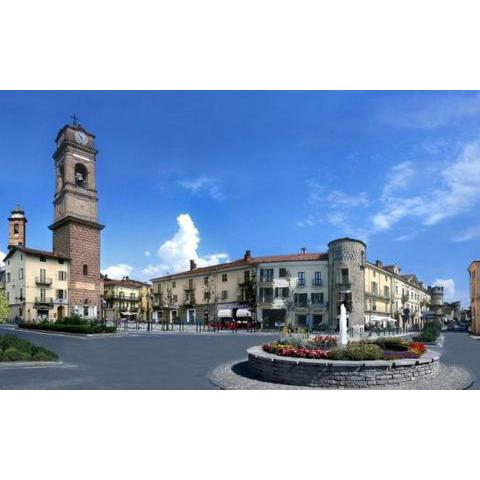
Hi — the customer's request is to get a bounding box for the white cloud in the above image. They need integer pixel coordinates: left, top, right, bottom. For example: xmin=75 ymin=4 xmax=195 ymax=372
xmin=381 ymin=161 xmax=415 ymax=198
xmin=143 ymin=213 xmax=229 ymax=277
xmin=453 ymin=225 xmax=480 ymax=242
xmin=372 ymin=140 xmax=480 ymax=230
xmin=326 ymin=190 xmax=369 ymax=208
xmin=145 ymin=251 xmax=151 ymax=256
xmin=432 ymin=278 xmax=456 ymax=302
xmin=381 ymin=93 xmax=480 ymax=129
xmin=102 ymin=263 xmax=134 ymax=280
xmin=179 ymin=176 xmax=224 ymax=200
xmin=0 ymin=250 xmax=6 ymax=268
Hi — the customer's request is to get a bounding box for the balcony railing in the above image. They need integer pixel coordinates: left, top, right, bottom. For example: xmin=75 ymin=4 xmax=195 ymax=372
xmin=336 ymin=278 xmax=351 ymax=286
xmin=259 ymin=278 xmax=274 ymax=285
xmin=258 ymin=296 xmax=274 ymax=304
xmin=297 ymin=281 xmax=306 ymax=288
xmin=34 ymin=297 xmax=53 ymax=305
xmin=312 ymin=279 xmax=323 ymax=287
xmin=184 ymin=296 xmax=196 ymax=305
xmin=35 ymin=276 xmax=52 ymax=286
xmin=105 ymin=295 xmax=140 ymax=302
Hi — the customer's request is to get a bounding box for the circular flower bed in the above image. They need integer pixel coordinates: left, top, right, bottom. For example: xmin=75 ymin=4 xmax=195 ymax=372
xmin=263 ymin=335 xmax=427 ymax=361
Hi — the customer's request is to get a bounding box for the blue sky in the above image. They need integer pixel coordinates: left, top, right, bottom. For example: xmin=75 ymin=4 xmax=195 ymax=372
xmin=1 ymin=91 xmax=479 ymax=304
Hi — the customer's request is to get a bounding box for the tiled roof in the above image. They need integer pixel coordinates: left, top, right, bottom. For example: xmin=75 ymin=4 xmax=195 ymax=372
xmin=103 ymin=277 xmax=151 ymax=288
xmin=3 ymin=246 xmax=69 ymax=262
xmin=151 ymin=252 xmax=328 ymax=281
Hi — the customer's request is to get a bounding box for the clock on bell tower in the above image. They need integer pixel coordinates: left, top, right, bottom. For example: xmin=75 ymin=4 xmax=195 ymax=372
xmin=49 ymin=120 xmax=104 ymax=318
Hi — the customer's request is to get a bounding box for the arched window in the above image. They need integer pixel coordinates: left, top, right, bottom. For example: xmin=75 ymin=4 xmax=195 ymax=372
xmin=75 ymin=163 xmax=88 ymax=188
xmin=83 ymin=264 xmax=88 ymax=276
xmin=13 ymin=223 xmax=19 ymax=234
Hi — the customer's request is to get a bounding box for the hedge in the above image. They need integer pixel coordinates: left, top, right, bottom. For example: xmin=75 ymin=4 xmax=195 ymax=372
xmin=0 ymin=334 xmax=58 ymax=362
xmin=19 ymin=323 xmax=116 ymax=334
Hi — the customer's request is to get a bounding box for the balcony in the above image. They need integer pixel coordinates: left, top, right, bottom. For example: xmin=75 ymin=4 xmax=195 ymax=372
xmin=336 ymin=278 xmax=351 ymax=286
xmin=258 ymin=296 xmax=274 ymax=304
xmin=184 ymin=296 xmax=196 ymax=306
xmin=105 ymin=295 xmax=140 ymax=302
xmin=184 ymin=286 xmax=195 ymax=292
xmin=54 ymin=297 xmax=68 ymax=305
xmin=312 ymin=279 xmax=323 ymax=287
xmin=311 ymin=301 xmax=328 ymax=309
xmin=258 ymin=278 xmax=274 ymax=286
xmin=35 ymin=276 xmax=52 ymax=286
xmin=296 ymin=281 xmax=306 ymax=288
xmin=34 ymin=297 xmax=53 ymax=306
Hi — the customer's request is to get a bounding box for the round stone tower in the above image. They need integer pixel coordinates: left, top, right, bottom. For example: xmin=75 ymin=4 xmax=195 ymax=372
xmin=429 ymin=286 xmax=444 ymax=319
xmin=328 ymin=238 xmax=366 ymax=328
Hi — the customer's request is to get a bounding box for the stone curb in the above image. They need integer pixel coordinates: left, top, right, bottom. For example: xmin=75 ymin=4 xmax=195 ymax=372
xmin=208 ymin=359 xmax=474 ymax=390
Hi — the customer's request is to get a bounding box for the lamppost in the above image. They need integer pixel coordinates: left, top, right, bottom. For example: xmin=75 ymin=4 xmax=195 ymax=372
xmin=146 ymin=293 xmax=153 ymax=332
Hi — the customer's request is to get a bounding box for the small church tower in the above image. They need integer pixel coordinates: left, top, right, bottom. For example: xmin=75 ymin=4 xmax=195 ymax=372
xmin=49 ymin=117 xmax=104 ymax=318
xmin=8 ymin=205 xmax=27 ymax=249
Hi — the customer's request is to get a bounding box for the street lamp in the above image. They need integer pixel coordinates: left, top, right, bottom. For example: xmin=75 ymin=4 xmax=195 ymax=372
xmin=147 ymin=293 xmax=153 ymax=332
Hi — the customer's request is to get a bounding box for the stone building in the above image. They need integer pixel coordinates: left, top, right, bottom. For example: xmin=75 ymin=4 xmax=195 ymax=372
xmin=468 ymin=261 xmax=480 ymax=335
xmin=49 ymin=123 xmax=104 ymax=318
xmin=103 ymin=276 xmax=152 ymax=322
xmin=151 ymin=237 xmax=433 ymax=330
xmin=1 ymin=120 xmax=104 ymax=322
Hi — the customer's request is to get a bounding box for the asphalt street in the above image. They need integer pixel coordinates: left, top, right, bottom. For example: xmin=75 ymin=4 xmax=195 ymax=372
xmin=0 ymin=327 xmax=478 ymax=389
xmin=0 ymin=326 xmax=277 ymax=389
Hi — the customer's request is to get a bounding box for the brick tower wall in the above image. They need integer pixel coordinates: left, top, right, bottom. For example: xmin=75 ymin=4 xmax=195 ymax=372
xmin=53 ymin=221 xmax=101 ymax=315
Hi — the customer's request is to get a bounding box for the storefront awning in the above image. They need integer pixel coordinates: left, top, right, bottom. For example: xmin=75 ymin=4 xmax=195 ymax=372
xmin=368 ymin=316 xmax=396 ymax=323
xmin=236 ymin=309 xmax=252 ymax=318
xmin=217 ymin=309 xmax=233 ymax=318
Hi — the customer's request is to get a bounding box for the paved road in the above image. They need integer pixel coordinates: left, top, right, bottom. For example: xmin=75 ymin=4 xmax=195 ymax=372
xmin=435 ymin=331 xmax=480 ymax=389
xmin=0 ymin=326 xmax=276 ymax=389
xmin=1 ymin=327 xmax=479 ymax=389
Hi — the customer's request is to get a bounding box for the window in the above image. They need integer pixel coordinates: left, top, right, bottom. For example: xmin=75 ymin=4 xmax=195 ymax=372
xmin=58 ymin=258 xmax=64 ymax=264
xmin=279 ymin=268 xmax=287 ymax=278
xmin=244 ymin=270 xmax=250 ymax=283
xmin=384 ymin=286 xmax=389 ymax=297
xmin=274 ymin=287 xmax=289 ymax=298
xmin=13 ymin=223 xmax=19 ymax=234
xmin=172 ymin=294 xmax=178 ymax=302
xmin=298 ymin=272 xmax=305 ymax=286
xmin=373 ymin=270 xmax=376 ymax=277
xmin=311 ymin=292 xmax=324 ymax=304
xmin=204 ymin=291 xmax=210 ymax=301
xmin=314 ymin=271 xmax=322 ymax=286
xmin=6 ymin=292 xmax=9 ymax=301
xmin=172 ymin=281 xmax=176 ymax=288
xmin=83 ymin=306 xmax=89 ymax=317
xmin=204 ymin=276 xmax=209 ymax=285
xmin=222 ymin=273 xmax=228 ymax=282
xmin=294 ymin=293 xmax=308 ymax=307
xmin=40 ymin=288 xmax=47 ymax=301
xmin=19 ymin=288 xmax=23 ymax=299
xmin=119 ymin=291 xmax=125 ymax=299
xmin=6 ymin=272 xmax=10 ymax=283
xmin=221 ymin=290 xmax=228 ymax=300
xmin=130 ymin=293 xmax=136 ymax=300
xmin=57 ymin=289 xmax=66 ymax=300
xmin=83 ymin=264 xmax=88 ymax=276
xmin=371 ymin=281 xmax=378 ymax=294
xmin=40 ymin=256 xmax=46 ymax=262
xmin=339 ymin=268 xmax=349 ymax=284
xmin=260 ymin=269 xmax=274 ymax=282
xmin=259 ymin=287 xmax=274 ymax=303
xmin=18 ymin=268 xmax=24 ymax=280
xmin=395 ymin=285 xmax=399 ymax=294
xmin=371 ymin=299 xmax=377 ymax=311
xmin=58 ymin=271 xmax=67 ymax=281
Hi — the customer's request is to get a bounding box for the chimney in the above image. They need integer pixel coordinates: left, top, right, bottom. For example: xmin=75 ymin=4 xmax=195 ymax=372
xmin=244 ymin=250 xmax=252 ymax=261
xmin=190 ymin=259 xmax=197 ymax=271
xmin=375 ymin=260 xmax=383 ymax=268
xmin=301 ymin=247 xmax=306 ymax=255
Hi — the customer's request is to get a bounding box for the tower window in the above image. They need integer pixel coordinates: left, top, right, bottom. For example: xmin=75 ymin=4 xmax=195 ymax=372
xmin=75 ymin=163 xmax=88 ymax=188
xmin=83 ymin=264 xmax=88 ymax=276
xmin=13 ymin=223 xmax=19 ymax=234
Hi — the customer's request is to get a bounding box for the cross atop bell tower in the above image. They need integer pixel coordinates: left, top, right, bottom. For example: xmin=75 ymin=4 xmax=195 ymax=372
xmin=49 ymin=120 xmax=104 ymax=318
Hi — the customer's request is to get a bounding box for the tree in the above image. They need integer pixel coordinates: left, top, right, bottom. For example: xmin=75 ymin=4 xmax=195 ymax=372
xmin=0 ymin=291 xmax=8 ymax=324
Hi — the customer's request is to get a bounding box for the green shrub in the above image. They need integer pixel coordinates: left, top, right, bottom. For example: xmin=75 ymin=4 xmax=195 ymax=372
xmin=329 ymin=343 xmax=383 ymax=361
xmin=2 ymin=347 xmax=32 ymax=361
xmin=0 ymin=334 xmax=35 ymax=353
xmin=374 ymin=337 xmax=409 ymax=351
xmin=56 ymin=315 xmax=89 ymax=326
xmin=31 ymin=349 xmax=58 ymax=361
xmin=19 ymin=323 xmax=116 ymax=334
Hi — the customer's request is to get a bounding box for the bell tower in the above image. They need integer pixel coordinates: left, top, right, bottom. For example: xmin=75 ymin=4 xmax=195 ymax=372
xmin=49 ymin=118 xmax=104 ymax=318
xmin=8 ymin=205 xmax=27 ymax=249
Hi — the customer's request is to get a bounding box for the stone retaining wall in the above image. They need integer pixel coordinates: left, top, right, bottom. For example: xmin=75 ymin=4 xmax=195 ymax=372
xmin=247 ymin=346 xmax=440 ymax=389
